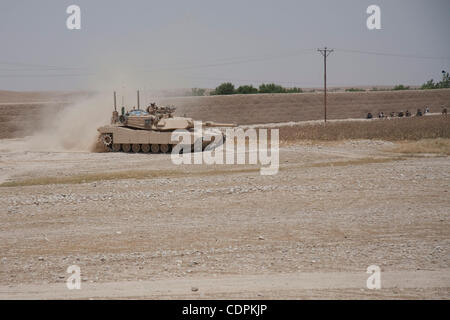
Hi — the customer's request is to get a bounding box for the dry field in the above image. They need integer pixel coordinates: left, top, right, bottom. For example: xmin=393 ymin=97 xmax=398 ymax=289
xmin=0 ymin=90 xmax=449 ymax=299
xmin=162 ymin=89 xmax=450 ymax=124
xmin=0 ymin=90 xmax=91 ymax=104
xmin=1 ymin=88 xmax=449 ymax=139
xmin=278 ymin=115 xmax=450 ymax=142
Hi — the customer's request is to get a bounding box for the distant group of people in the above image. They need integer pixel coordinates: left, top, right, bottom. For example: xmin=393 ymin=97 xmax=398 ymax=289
xmin=367 ymin=106 xmax=447 ymax=119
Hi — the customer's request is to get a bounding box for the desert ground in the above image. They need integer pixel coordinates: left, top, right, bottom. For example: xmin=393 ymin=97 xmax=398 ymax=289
xmin=0 ymin=90 xmax=449 ymax=299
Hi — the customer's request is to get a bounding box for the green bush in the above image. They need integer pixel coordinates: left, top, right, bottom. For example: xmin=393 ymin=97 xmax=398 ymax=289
xmin=259 ymin=83 xmax=286 ymax=93
xmin=236 ymin=85 xmax=258 ymax=94
xmin=286 ymin=87 xmax=303 ymax=93
xmin=440 ymin=71 xmax=450 ymax=88
xmin=393 ymin=84 xmax=410 ymax=91
xmin=210 ymin=82 xmax=303 ymax=95
xmin=345 ymin=88 xmax=365 ymax=92
xmin=212 ymin=82 xmax=235 ymax=95
xmin=421 ymin=80 xmax=437 ymax=90
xmin=422 ymin=71 xmax=450 ymax=90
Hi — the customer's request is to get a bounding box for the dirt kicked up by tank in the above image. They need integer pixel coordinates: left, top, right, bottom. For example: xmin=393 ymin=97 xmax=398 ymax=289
xmin=97 ymin=91 xmax=236 ymax=153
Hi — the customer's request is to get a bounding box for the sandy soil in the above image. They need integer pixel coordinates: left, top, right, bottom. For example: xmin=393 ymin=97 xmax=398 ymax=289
xmin=0 ymin=138 xmax=449 ymax=299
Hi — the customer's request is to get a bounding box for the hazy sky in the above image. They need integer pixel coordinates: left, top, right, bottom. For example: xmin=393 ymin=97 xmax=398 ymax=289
xmin=0 ymin=0 xmax=449 ymax=91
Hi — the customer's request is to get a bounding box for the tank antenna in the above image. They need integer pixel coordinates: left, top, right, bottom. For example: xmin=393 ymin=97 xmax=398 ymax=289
xmin=137 ymin=90 xmax=140 ymax=109
xmin=113 ymin=91 xmax=117 ymax=111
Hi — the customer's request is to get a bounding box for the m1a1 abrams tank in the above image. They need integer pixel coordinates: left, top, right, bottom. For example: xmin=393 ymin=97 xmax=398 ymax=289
xmin=97 ymin=91 xmax=236 ymax=153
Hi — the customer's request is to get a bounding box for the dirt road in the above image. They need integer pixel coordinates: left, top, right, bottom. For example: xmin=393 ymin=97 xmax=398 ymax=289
xmin=2 ymin=271 xmax=448 ymax=299
xmin=1 ymin=139 xmax=449 ymax=299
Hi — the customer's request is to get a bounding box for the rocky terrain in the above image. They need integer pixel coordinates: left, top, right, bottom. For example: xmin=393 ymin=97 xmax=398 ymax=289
xmin=0 ymin=139 xmax=449 ymax=299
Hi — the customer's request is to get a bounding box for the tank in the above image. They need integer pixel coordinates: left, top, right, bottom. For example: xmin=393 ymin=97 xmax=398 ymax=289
xmin=97 ymin=91 xmax=236 ymax=153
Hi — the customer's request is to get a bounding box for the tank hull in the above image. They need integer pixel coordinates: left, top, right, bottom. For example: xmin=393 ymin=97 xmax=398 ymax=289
xmin=98 ymin=125 xmax=178 ymax=145
xmin=97 ymin=125 xmax=224 ymax=153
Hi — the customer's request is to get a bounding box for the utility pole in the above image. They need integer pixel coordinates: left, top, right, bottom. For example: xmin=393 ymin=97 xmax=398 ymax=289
xmin=317 ymin=47 xmax=333 ymax=123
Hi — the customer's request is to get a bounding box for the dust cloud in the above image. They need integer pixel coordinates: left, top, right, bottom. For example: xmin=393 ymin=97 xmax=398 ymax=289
xmin=25 ymin=94 xmax=113 ymax=152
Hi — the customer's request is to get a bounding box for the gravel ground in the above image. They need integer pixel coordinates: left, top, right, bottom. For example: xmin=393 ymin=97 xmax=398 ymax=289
xmin=0 ymin=139 xmax=449 ymax=299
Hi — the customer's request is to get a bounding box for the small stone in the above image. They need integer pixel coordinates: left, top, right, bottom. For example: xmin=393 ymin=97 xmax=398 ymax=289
xmin=38 ymin=257 xmax=44 ymax=261
xmin=191 ymin=287 xmax=199 ymax=292
xmin=258 ymin=236 xmax=265 ymax=240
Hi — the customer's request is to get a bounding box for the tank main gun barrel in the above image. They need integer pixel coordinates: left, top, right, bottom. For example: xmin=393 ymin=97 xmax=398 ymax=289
xmin=137 ymin=90 xmax=140 ymax=109
xmin=203 ymin=121 xmax=237 ymax=127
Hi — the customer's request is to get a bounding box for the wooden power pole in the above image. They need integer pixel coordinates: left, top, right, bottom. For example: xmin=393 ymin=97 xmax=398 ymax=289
xmin=317 ymin=47 xmax=333 ymax=123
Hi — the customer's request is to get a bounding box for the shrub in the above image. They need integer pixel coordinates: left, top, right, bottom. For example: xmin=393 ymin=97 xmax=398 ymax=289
xmin=439 ymin=71 xmax=450 ymax=88
xmin=211 ymin=82 xmax=303 ymax=95
xmin=286 ymin=87 xmax=303 ymax=93
xmin=421 ymin=79 xmax=437 ymax=90
xmin=236 ymin=85 xmax=258 ymax=94
xmin=345 ymin=88 xmax=365 ymax=92
xmin=259 ymin=83 xmax=286 ymax=93
xmin=212 ymin=82 xmax=235 ymax=95
xmin=393 ymin=84 xmax=410 ymax=90
xmin=421 ymin=71 xmax=450 ymax=90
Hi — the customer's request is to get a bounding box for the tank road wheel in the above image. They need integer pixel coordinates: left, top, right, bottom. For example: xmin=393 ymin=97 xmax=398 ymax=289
xmin=122 ymin=144 xmax=131 ymax=153
xmin=112 ymin=144 xmax=121 ymax=152
xmin=150 ymin=144 xmax=160 ymax=153
xmin=141 ymin=144 xmax=151 ymax=153
xmin=160 ymin=144 xmax=170 ymax=153
xmin=100 ymin=134 xmax=113 ymax=148
xmin=132 ymin=144 xmax=141 ymax=153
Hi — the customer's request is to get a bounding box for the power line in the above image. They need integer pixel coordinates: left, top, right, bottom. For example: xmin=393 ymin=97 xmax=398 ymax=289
xmin=0 ymin=50 xmax=316 ymax=78
xmin=0 ymin=60 xmax=89 ymax=71
xmin=138 ymin=49 xmax=316 ymax=72
xmin=0 ymin=73 xmax=94 ymax=78
xmin=336 ymin=48 xmax=450 ymax=60
xmin=0 ymin=47 xmax=447 ymax=79
xmin=0 ymin=49 xmax=316 ymax=73
xmin=185 ymin=75 xmax=308 ymax=86
xmin=137 ymin=49 xmax=316 ymax=69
